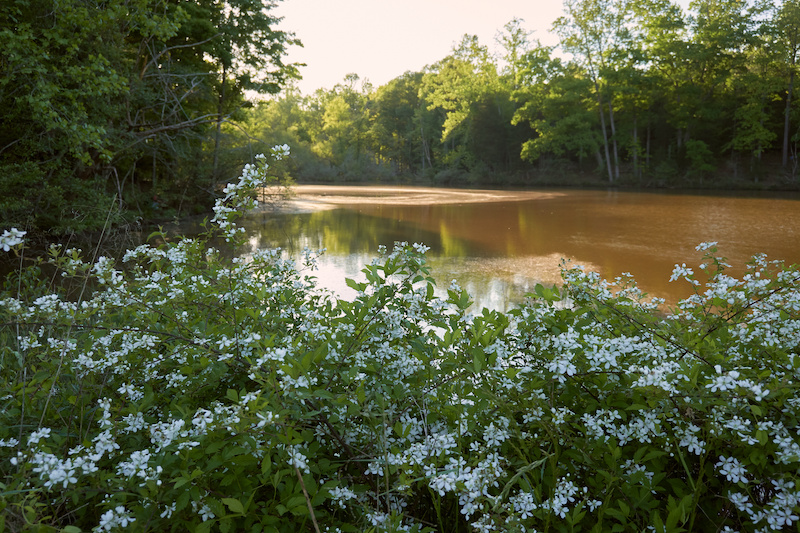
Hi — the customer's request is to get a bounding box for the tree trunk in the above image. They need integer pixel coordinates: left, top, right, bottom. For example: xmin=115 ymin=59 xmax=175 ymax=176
xmin=758 ymin=93 xmax=766 ymax=162
xmin=152 ymin=147 xmax=157 ymax=193
xmin=608 ymin=100 xmax=620 ymax=181
xmin=213 ymin=63 xmax=227 ymax=190
xmin=595 ymin=150 xmax=604 ymax=169
xmin=784 ymin=68 xmax=795 ymax=168
xmin=632 ymin=114 xmax=639 ymax=181
xmin=594 ymin=81 xmax=614 ymax=183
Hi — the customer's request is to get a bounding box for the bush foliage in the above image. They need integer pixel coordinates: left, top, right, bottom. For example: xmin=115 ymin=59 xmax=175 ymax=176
xmin=1 ymin=149 xmax=799 ymax=532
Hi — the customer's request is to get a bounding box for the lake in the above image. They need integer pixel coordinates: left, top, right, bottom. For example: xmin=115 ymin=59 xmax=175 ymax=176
xmin=235 ymin=185 xmax=800 ymax=311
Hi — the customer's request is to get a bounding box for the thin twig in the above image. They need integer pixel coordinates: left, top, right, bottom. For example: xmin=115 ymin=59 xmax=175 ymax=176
xmin=39 ymin=197 xmax=119 ymax=426
xmin=295 ymin=467 xmax=321 ymax=533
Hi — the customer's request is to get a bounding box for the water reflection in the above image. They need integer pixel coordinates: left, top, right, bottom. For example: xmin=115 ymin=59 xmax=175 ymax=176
xmin=237 ymin=187 xmax=800 ymax=311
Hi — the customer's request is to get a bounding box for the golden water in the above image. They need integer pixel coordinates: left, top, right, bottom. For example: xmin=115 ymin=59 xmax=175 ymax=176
xmin=238 ymin=187 xmax=800 ymax=311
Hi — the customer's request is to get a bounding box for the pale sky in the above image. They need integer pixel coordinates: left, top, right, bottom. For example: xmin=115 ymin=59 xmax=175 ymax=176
xmin=274 ymin=0 xmax=568 ymax=94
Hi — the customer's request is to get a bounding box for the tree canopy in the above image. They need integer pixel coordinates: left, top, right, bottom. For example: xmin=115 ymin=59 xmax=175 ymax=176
xmin=236 ymin=0 xmax=800 ymax=189
xmin=4 ymin=0 xmax=800 ymax=236
xmin=0 ymin=0 xmax=298 ymax=234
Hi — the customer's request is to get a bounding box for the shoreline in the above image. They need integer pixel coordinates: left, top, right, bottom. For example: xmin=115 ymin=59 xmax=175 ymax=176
xmin=270 ymin=185 xmax=567 ymax=214
xmin=265 ymin=183 xmax=800 ymax=215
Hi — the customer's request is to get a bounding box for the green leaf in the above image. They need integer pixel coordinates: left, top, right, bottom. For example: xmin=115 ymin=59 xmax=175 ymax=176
xmin=222 ymin=497 xmax=245 ymax=514
xmin=176 ymin=490 xmax=190 ymax=512
xmin=534 ymin=283 xmax=546 ymax=298
xmin=641 ymin=449 xmax=668 ymax=463
xmin=288 ymin=496 xmax=310 ymax=516
xmin=314 ymin=389 xmax=334 ymax=400
xmin=651 ymin=511 xmax=666 ymax=533
xmin=570 ymin=507 xmax=586 ymax=525
xmin=473 ymin=348 xmax=485 ymax=373
xmin=357 ymin=386 xmax=365 ymax=405
xmin=618 ymin=500 xmax=630 ymax=518
xmin=206 ymin=440 xmax=225 ymax=455
xmin=605 ymin=508 xmax=625 ymax=522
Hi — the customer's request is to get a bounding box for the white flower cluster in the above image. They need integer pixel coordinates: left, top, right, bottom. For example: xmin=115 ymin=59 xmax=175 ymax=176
xmin=676 ymin=423 xmax=706 ymax=455
xmin=329 ymin=485 xmax=359 ymax=508
xmin=210 ymin=145 xmax=290 ymax=242
xmin=669 ymin=263 xmax=697 ymax=284
xmin=715 ymin=456 xmax=748 ymax=484
xmin=729 ymin=480 xmax=800 ymax=530
xmin=117 ymin=449 xmax=163 ymax=486
xmin=287 ymin=445 xmax=311 ymax=474
xmin=11 ymin=428 xmax=111 ymax=491
xmin=510 ymin=475 xmax=587 ymax=520
xmin=191 ymin=500 xmax=216 ymax=522
xmin=427 ymin=452 xmax=506 ymax=519
xmin=0 ymin=228 xmax=25 ymax=251
xmin=3 ymin=176 xmax=800 ymax=533
xmin=94 ymin=505 xmax=134 ymax=532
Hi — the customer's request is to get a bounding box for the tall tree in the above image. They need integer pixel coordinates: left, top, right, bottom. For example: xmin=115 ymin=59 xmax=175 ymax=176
xmin=725 ymin=9 xmax=781 ymax=172
xmin=775 ymin=0 xmax=800 ymax=169
xmin=423 ymin=35 xmax=496 ymax=143
xmin=496 ymin=17 xmax=533 ymax=89
xmin=628 ymin=0 xmax=689 ymax=172
xmin=514 ymin=59 xmax=602 ymax=166
xmin=0 ymin=0 xmax=299 ymax=233
xmin=685 ymin=0 xmax=752 ymax=150
xmin=554 ymin=0 xmax=633 ymax=181
xmin=0 ymin=0 xmax=180 ymax=232
xmin=422 ymin=35 xmax=520 ymax=173
xmin=310 ymin=74 xmax=373 ymax=172
xmin=208 ymin=0 xmax=301 ymax=184
xmin=369 ymin=73 xmax=425 ymax=173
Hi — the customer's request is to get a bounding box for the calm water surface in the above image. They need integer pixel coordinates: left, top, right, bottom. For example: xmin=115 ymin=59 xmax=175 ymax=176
xmin=237 ymin=187 xmax=800 ymax=311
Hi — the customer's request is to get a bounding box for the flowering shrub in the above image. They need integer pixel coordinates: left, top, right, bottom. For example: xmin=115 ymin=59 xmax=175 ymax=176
xmin=1 ymin=149 xmax=799 ymax=532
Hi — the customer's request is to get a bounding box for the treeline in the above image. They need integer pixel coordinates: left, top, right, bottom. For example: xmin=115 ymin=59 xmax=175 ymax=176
xmin=4 ymin=0 xmax=800 ymax=235
xmin=233 ymin=0 xmax=800 ymax=188
xmin=0 ymin=0 xmax=297 ymax=234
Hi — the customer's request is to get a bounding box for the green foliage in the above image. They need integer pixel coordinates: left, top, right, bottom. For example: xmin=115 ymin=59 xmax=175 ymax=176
xmin=234 ymin=1 xmax=800 ymax=187
xmin=1 ymin=156 xmax=800 ymax=532
xmin=0 ymin=0 xmax=298 ymax=234
xmin=516 ymin=64 xmax=600 ymax=163
xmin=237 ymin=33 xmax=536 ymax=184
xmin=369 ymin=73 xmax=426 ymax=175
xmin=0 ymin=162 xmax=123 ymax=235
xmin=684 ymin=139 xmax=716 ymax=180
xmin=6 ymin=0 xmax=800 ymax=230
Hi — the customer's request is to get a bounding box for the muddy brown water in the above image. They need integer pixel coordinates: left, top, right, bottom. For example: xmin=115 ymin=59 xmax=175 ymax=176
xmin=234 ymin=186 xmax=800 ymax=311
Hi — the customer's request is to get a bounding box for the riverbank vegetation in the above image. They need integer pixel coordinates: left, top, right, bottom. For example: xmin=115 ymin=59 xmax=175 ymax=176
xmin=0 ymin=0 xmax=298 ymax=235
xmin=1 ymin=154 xmax=799 ymax=532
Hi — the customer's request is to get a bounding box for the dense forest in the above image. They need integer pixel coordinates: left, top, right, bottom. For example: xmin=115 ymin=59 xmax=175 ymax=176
xmin=241 ymin=0 xmax=800 ymax=189
xmin=2 ymin=0 xmax=800 ymax=235
xmin=0 ymin=0 xmax=298 ymax=234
